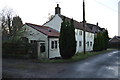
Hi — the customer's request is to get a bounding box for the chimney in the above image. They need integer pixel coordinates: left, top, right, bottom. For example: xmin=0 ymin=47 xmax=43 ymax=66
xmin=96 ymin=22 xmax=98 ymax=26
xmin=55 ymin=4 xmax=61 ymax=15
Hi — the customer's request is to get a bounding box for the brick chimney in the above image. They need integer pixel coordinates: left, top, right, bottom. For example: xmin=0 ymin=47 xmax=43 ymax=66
xmin=55 ymin=4 xmax=61 ymax=15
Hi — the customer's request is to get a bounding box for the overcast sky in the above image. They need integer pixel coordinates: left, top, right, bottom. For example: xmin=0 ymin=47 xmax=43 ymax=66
xmin=0 ymin=0 xmax=119 ymax=37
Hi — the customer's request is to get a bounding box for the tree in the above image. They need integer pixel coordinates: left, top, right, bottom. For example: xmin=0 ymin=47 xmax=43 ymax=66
xmin=59 ymin=17 xmax=76 ymax=59
xmin=12 ymin=16 xmax=23 ymax=35
xmin=93 ymin=32 xmax=101 ymax=51
xmin=0 ymin=8 xmax=14 ymax=35
xmin=10 ymin=16 xmax=24 ymax=43
xmin=93 ymin=35 xmax=98 ymax=51
xmin=93 ymin=29 xmax=109 ymax=51
xmin=104 ymin=29 xmax=109 ymax=50
xmin=0 ymin=8 xmax=15 ymax=41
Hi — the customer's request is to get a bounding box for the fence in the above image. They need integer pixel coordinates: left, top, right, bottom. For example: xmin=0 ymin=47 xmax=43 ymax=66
xmin=2 ymin=42 xmax=38 ymax=59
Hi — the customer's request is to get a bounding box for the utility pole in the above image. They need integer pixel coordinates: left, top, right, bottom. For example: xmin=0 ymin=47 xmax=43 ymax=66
xmin=83 ymin=0 xmax=86 ymax=54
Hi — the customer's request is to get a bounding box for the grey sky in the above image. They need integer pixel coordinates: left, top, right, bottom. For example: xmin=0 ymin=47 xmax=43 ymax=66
xmin=0 ymin=0 xmax=119 ymax=37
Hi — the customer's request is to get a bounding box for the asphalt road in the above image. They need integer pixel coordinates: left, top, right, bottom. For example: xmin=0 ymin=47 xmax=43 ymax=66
xmin=2 ymin=50 xmax=120 ymax=78
xmin=53 ymin=50 xmax=119 ymax=78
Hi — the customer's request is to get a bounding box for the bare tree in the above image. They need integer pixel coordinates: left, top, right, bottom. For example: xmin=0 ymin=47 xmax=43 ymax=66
xmin=0 ymin=7 xmax=15 ymax=40
xmin=0 ymin=7 xmax=15 ymax=34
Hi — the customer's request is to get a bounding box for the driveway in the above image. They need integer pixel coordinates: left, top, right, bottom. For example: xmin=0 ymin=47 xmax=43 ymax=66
xmin=2 ymin=50 xmax=119 ymax=78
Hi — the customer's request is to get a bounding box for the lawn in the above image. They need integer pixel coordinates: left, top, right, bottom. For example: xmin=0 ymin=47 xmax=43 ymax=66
xmin=38 ymin=49 xmax=116 ymax=63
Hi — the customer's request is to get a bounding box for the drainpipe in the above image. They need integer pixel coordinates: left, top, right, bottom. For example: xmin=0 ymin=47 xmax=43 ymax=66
xmin=47 ymin=37 xmax=49 ymax=58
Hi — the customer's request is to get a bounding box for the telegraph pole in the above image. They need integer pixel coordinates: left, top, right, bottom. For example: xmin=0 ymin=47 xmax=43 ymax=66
xmin=83 ymin=0 xmax=86 ymax=54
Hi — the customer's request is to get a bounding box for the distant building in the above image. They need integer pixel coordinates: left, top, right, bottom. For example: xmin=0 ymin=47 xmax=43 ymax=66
xmin=109 ymin=36 xmax=120 ymax=48
xmin=109 ymin=36 xmax=120 ymax=43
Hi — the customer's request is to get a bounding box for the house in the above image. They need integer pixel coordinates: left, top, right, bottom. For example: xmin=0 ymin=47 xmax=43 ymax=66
xmin=109 ymin=36 xmax=120 ymax=48
xmin=109 ymin=36 xmax=120 ymax=43
xmin=86 ymin=22 xmax=105 ymax=34
xmin=22 ymin=23 xmax=60 ymax=59
xmin=43 ymin=4 xmax=95 ymax=53
xmin=22 ymin=4 xmax=105 ymax=59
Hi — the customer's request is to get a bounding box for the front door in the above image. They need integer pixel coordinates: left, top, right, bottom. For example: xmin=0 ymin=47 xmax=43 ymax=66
xmin=38 ymin=42 xmax=46 ymax=59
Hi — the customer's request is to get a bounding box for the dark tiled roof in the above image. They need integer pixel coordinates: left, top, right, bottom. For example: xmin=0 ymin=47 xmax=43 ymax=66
xmin=59 ymin=15 xmax=93 ymax=33
xmin=109 ymin=36 xmax=120 ymax=42
xmin=25 ymin=23 xmax=60 ymax=37
xmin=86 ymin=23 xmax=105 ymax=33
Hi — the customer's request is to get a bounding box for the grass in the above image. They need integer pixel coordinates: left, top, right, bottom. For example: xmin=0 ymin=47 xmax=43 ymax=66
xmin=37 ymin=49 xmax=116 ymax=63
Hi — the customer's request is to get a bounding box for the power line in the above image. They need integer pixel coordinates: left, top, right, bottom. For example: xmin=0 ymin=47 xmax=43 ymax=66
xmin=93 ymin=0 xmax=118 ymax=13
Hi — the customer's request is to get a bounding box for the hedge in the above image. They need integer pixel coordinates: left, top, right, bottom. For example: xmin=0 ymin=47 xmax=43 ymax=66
xmin=2 ymin=42 xmax=38 ymax=58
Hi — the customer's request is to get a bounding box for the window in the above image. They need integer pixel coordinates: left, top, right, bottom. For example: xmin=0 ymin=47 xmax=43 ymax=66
xmin=30 ymin=40 xmax=36 ymax=43
xmin=51 ymin=40 xmax=57 ymax=49
xmin=40 ymin=43 xmax=45 ymax=53
xmin=79 ymin=31 xmax=82 ymax=35
xmin=51 ymin=41 xmax=54 ymax=49
xmin=87 ymin=42 xmax=89 ymax=47
xmin=87 ymin=33 xmax=89 ymax=37
xmin=55 ymin=41 xmax=57 ymax=48
xmin=79 ymin=41 xmax=82 ymax=47
xmin=75 ymin=29 xmax=78 ymax=35
xmin=90 ymin=42 xmax=92 ymax=46
xmin=90 ymin=34 xmax=92 ymax=37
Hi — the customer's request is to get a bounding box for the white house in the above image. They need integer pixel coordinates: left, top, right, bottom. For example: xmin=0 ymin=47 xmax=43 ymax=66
xmin=22 ymin=4 xmax=104 ymax=59
xmin=22 ymin=23 xmax=60 ymax=59
xmin=44 ymin=4 xmax=95 ymax=53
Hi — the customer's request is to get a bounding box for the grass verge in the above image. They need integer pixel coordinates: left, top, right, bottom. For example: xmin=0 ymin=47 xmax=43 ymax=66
xmin=36 ymin=49 xmax=116 ymax=63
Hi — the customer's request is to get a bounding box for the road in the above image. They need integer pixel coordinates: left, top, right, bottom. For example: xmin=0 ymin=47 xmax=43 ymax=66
xmin=2 ymin=50 xmax=120 ymax=78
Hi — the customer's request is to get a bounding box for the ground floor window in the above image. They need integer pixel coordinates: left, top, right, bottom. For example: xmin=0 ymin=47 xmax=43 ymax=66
xmin=51 ymin=40 xmax=58 ymax=49
xmin=87 ymin=42 xmax=89 ymax=47
xmin=30 ymin=40 xmax=36 ymax=43
xmin=40 ymin=43 xmax=45 ymax=53
xmin=79 ymin=41 xmax=82 ymax=47
xmin=51 ymin=41 xmax=54 ymax=49
xmin=90 ymin=42 xmax=92 ymax=46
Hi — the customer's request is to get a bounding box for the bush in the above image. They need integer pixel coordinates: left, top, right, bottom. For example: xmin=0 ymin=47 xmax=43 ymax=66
xmin=2 ymin=42 xmax=38 ymax=59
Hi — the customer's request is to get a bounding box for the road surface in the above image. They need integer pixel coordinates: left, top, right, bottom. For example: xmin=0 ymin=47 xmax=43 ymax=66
xmin=2 ymin=50 xmax=120 ymax=78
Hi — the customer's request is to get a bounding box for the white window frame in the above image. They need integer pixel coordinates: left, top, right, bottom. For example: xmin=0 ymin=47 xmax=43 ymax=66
xmin=79 ymin=41 xmax=82 ymax=47
xmin=87 ymin=41 xmax=89 ymax=47
xmin=79 ymin=31 xmax=82 ymax=35
xmin=51 ymin=40 xmax=58 ymax=50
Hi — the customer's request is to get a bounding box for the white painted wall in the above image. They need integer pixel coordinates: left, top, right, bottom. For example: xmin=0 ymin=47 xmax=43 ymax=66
xmin=75 ymin=29 xmax=83 ymax=53
xmin=44 ymin=14 xmax=63 ymax=32
xmin=44 ymin=15 xmax=95 ymax=53
xmin=75 ymin=29 xmax=94 ymax=53
xmin=22 ymin=25 xmax=49 ymax=59
xmin=49 ymin=38 xmax=60 ymax=58
xmin=23 ymin=24 xmax=61 ymax=59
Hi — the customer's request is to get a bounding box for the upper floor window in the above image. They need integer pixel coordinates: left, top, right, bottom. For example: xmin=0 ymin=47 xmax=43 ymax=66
xmin=79 ymin=31 xmax=82 ymax=35
xmin=90 ymin=34 xmax=93 ymax=37
xmin=30 ymin=40 xmax=36 ymax=43
xmin=75 ymin=29 xmax=78 ymax=35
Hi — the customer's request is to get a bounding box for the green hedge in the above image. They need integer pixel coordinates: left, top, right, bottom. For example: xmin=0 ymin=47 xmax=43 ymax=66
xmin=2 ymin=42 xmax=38 ymax=58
